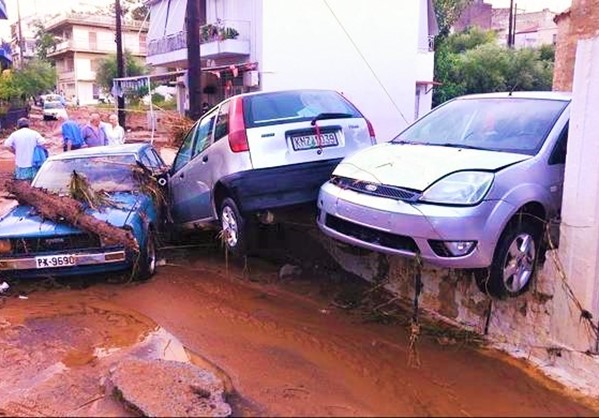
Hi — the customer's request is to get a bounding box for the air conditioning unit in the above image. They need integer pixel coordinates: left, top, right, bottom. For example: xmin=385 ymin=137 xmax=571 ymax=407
xmin=243 ymin=70 xmax=259 ymax=87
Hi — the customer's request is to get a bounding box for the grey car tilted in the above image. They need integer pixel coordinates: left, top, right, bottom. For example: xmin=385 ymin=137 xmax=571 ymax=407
xmin=317 ymin=92 xmax=570 ymax=299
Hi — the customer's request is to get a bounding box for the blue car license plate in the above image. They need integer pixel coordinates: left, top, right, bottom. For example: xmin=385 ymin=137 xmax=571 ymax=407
xmin=35 ymin=255 xmax=76 ymax=269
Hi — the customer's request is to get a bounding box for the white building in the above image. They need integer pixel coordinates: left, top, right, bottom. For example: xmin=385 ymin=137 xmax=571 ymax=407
xmin=147 ymin=0 xmax=438 ymax=141
xmin=46 ymin=13 xmax=148 ymax=105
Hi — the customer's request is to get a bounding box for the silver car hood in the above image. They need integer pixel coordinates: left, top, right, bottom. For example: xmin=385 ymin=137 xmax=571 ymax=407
xmin=332 ymin=143 xmax=531 ymax=191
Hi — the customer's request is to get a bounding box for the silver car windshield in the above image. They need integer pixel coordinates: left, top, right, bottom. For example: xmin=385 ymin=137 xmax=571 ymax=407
xmin=33 ymin=155 xmax=138 ymax=194
xmin=393 ymin=98 xmax=568 ymax=155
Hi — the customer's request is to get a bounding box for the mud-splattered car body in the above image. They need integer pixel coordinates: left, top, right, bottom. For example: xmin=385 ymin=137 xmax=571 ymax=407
xmin=0 ymin=144 xmax=168 ymax=280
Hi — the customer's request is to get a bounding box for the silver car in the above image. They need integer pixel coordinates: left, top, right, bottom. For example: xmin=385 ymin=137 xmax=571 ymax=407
xmin=317 ymin=92 xmax=571 ymax=299
xmin=169 ymin=89 xmax=376 ymax=255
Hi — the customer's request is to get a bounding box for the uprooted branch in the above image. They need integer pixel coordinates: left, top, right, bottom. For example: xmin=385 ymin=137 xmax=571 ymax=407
xmin=6 ymin=179 xmax=139 ymax=252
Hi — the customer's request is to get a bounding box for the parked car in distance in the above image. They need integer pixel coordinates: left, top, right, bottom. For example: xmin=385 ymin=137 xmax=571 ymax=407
xmin=0 ymin=144 xmax=169 ymax=280
xmin=168 ymin=89 xmax=376 ymax=255
xmin=317 ymin=92 xmax=571 ymax=299
xmin=43 ymin=101 xmax=68 ymax=120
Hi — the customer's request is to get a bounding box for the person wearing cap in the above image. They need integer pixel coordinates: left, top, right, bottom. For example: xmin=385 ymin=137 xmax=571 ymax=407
xmin=58 ymin=113 xmax=84 ymax=152
xmin=3 ymin=117 xmax=47 ymax=181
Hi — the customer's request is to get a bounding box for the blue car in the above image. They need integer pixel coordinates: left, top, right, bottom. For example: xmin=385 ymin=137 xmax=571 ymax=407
xmin=0 ymin=144 xmax=169 ymax=280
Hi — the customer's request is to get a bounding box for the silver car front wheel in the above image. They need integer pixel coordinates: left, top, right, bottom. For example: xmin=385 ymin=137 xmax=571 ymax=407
xmin=477 ymin=217 xmax=541 ymax=299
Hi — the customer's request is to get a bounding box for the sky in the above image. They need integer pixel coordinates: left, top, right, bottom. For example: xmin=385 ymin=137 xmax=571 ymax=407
xmin=0 ymin=0 xmax=573 ymax=41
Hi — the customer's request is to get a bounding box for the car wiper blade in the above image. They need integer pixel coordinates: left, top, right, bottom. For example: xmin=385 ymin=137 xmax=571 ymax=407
xmin=433 ymin=142 xmax=490 ymax=151
xmin=310 ymin=112 xmax=353 ymax=125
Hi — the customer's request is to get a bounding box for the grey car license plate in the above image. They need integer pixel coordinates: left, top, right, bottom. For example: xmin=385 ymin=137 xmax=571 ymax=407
xmin=291 ymin=132 xmax=339 ymax=151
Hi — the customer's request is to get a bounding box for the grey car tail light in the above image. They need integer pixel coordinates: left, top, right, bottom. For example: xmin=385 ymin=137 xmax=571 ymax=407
xmin=228 ymin=98 xmax=249 ymax=153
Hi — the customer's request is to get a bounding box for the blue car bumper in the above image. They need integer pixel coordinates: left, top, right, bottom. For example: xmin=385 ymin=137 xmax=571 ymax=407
xmin=0 ymin=247 xmax=133 ymax=279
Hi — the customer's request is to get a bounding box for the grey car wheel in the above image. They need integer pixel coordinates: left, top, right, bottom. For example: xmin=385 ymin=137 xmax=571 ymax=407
xmin=476 ymin=217 xmax=541 ymax=299
xmin=220 ymin=197 xmax=247 ymax=256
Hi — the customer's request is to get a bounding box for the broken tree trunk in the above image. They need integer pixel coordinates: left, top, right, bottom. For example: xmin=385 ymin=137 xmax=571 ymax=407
xmin=5 ymin=179 xmax=139 ymax=252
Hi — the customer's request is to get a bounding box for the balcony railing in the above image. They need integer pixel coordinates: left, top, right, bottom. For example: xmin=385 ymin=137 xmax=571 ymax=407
xmin=45 ymin=13 xmax=149 ymax=31
xmin=147 ymin=19 xmax=250 ymax=59
xmin=49 ymin=39 xmax=146 ymax=56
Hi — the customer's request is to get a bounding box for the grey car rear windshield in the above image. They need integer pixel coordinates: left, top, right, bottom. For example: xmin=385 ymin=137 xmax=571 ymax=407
xmin=393 ymin=98 xmax=568 ymax=155
xmin=243 ymin=90 xmax=361 ymax=128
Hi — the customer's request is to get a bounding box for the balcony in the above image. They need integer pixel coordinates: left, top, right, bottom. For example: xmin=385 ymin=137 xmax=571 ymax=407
xmin=48 ymin=39 xmax=146 ymax=57
xmin=57 ymin=70 xmax=75 ymax=81
xmin=199 ymin=19 xmax=251 ymax=60
xmin=146 ymin=19 xmax=250 ymax=67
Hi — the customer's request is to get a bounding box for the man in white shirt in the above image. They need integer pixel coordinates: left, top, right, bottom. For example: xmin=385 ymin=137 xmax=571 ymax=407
xmin=3 ymin=117 xmax=46 ymax=181
xmin=102 ymin=113 xmax=125 ymax=146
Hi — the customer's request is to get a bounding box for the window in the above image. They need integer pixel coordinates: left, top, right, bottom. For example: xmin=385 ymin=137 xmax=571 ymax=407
xmin=192 ymin=111 xmax=217 ymax=158
xmin=172 ymin=124 xmax=198 ymax=172
xmin=142 ymin=149 xmax=164 ymax=170
xmin=549 ymin=123 xmax=568 ymax=165
xmin=89 ymin=32 xmax=97 ymax=50
xmin=213 ymin=101 xmax=230 ymax=142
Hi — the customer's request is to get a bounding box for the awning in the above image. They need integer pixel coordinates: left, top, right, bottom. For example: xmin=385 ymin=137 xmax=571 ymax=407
xmin=147 ymin=0 xmax=186 ymax=43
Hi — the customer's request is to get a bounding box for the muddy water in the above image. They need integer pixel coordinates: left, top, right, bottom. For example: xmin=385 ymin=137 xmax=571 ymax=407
xmin=84 ymin=252 xmax=595 ymax=417
xmin=0 ymin=250 xmax=597 ymax=416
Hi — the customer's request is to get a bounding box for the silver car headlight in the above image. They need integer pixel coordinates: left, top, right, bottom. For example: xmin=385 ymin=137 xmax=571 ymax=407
xmin=420 ymin=171 xmax=494 ymax=205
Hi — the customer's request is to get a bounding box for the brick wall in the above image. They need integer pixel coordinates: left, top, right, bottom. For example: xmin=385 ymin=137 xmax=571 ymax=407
xmin=553 ymin=0 xmax=599 ymax=91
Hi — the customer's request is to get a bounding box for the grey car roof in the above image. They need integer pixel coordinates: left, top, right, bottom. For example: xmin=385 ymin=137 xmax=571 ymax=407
xmin=456 ymin=91 xmax=572 ymax=101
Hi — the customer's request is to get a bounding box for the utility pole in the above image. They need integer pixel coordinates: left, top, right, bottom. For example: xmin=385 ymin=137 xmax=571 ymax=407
xmin=115 ymin=0 xmax=126 ymax=128
xmin=186 ymin=0 xmax=202 ymax=120
xmin=507 ymin=0 xmax=514 ymax=48
xmin=512 ymin=3 xmax=518 ymax=47
xmin=16 ymin=0 xmax=24 ymax=68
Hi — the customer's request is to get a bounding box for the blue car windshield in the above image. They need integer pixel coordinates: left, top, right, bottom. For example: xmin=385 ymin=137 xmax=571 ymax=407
xmin=393 ymin=98 xmax=568 ymax=155
xmin=33 ymin=155 xmax=138 ymax=194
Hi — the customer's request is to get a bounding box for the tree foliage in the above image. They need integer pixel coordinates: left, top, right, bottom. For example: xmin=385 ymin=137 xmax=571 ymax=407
xmin=433 ymin=0 xmax=474 ymax=39
xmin=0 ymin=60 xmax=56 ymax=106
xmin=32 ymin=19 xmax=59 ymax=60
xmin=433 ymin=28 xmax=555 ymax=106
xmin=99 ymin=0 xmax=149 ymax=21
xmin=13 ymin=59 xmax=57 ymax=98
xmin=95 ymin=50 xmax=148 ymax=104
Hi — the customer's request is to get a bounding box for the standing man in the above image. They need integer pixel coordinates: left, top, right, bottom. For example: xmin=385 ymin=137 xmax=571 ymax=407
xmin=81 ymin=112 xmax=108 ymax=147
xmin=58 ymin=113 xmax=84 ymax=152
xmin=102 ymin=113 xmax=126 ymax=146
xmin=3 ymin=117 xmax=46 ymax=181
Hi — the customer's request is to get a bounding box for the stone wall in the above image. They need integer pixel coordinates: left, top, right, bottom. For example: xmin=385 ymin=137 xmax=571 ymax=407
xmin=553 ymin=0 xmax=599 ymax=91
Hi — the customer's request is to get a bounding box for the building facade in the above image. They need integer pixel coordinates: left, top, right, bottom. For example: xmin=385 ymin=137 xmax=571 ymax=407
xmin=146 ymin=0 xmax=438 ymax=142
xmin=453 ymin=0 xmax=493 ymax=32
xmin=492 ymin=7 xmax=558 ymax=47
xmin=10 ymin=15 xmax=39 ymax=69
xmin=553 ymin=0 xmax=599 ymax=91
xmin=46 ymin=13 xmax=148 ymax=105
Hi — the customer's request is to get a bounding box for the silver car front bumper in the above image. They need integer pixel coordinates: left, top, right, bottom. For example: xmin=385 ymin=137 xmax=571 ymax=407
xmin=0 ymin=250 xmax=127 ymax=271
xmin=317 ymin=181 xmax=515 ymax=269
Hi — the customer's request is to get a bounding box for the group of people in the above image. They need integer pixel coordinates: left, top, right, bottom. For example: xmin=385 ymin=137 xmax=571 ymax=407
xmin=60 ymin=112 xmax=125 ymax=151
xmin=3 ymin=112 xmax=126 ymax=181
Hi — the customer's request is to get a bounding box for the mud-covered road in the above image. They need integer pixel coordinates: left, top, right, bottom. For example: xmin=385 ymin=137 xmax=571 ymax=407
xmin=1 ymin=240 xmax=597 ymax=417
xmin=0 ymin=112 xmax=597 ymax=416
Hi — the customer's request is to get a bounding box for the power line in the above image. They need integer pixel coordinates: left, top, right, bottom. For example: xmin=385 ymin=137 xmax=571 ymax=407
xmin=322 ymin=0 xmax=409 ymax=125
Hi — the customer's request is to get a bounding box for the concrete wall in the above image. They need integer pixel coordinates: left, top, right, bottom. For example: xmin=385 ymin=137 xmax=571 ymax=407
xmin=260 ymin=0 xmax=434 ymax=142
